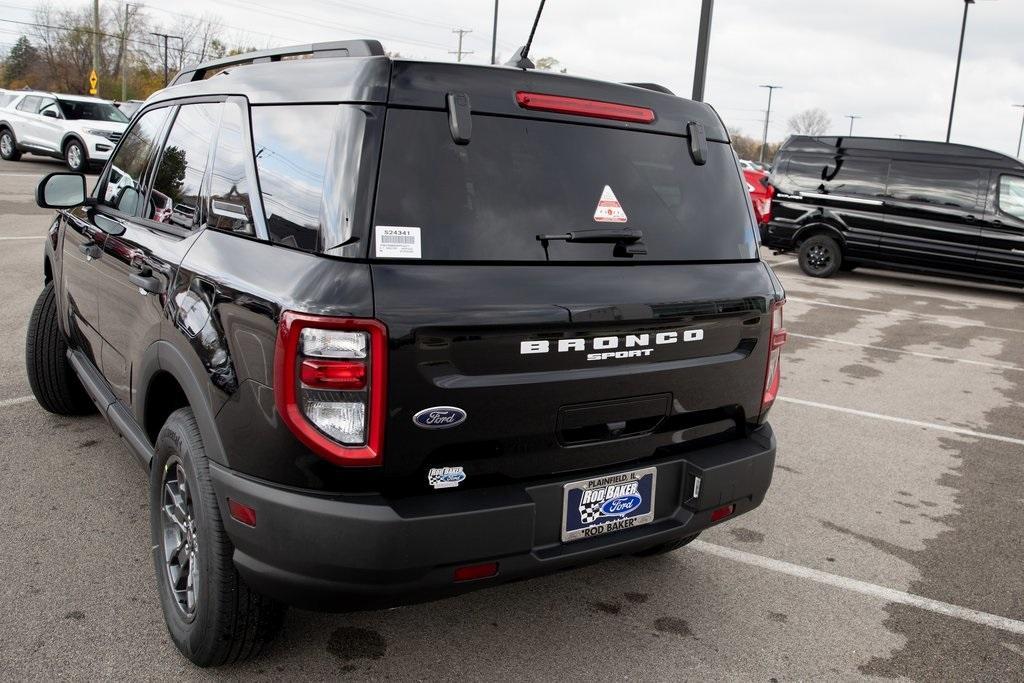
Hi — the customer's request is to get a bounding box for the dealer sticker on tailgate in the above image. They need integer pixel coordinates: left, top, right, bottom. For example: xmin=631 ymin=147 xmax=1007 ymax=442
xmin=562 ymin=467 xmax=656 ymax=543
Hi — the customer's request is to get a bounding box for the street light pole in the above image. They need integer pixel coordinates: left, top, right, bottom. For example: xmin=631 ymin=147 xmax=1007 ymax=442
xmin=946 ymin=0 xmax=975 ymax=143
xmin=691 ymin=0 xmax=714 ymax=102
xmin=491 ymin=0 xmax=498 ymax=65
xmin=758 ymin=84 xmax=781 ymax=164
xmin=1014 ymin=104 xmax=1024 ymax=159
xmin=846 ymin=114 xmax=862 ymax=136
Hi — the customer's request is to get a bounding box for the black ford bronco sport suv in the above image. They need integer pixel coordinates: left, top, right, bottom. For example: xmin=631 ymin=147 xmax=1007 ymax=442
xmin=26 ymin=40 xmax=785 ymax=665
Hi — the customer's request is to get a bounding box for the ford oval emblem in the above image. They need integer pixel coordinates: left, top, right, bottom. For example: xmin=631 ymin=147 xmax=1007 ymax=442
xmin=600 ymin=494 xmax=643 ymax=517
xmin=413 ymin=406 xmax=467 ymax=429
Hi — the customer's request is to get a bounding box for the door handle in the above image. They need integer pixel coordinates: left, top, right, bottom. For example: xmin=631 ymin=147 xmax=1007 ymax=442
xmin=129 ymin=271 xmax=164 ymax=295
xmin=964 ymin=215 xmax=977 ymax=223
xmin=79 ymin=241 xmax=101 ymax=260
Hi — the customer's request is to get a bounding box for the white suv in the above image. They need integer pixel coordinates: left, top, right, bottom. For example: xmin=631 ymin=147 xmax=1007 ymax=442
xmin=0 ymin=91 xmax=129 ymax=171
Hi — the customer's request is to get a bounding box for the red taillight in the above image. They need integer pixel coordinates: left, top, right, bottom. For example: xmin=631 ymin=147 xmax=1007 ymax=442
xmin=710 ymin=504 xmax=735 ymax=523
xmin=274 ymin=312 xmax=387 ymax=467
xmin=515 ymin=91 xmax=655 ymax=124
xmin=761 ymin=300 xmax=787 ymax=414
xmin=300 ymin=359 xmax=367 ymax=390
xmin=454 ymin=562 xmax=499 ymax=582
xmin=227 ymin=498 xmax=257 ymax=527
xmin=763 ymin=183 xmax=776 ymax=224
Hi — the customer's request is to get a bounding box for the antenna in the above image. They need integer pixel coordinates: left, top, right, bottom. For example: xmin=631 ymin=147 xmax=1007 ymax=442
xmin=510 ymin=0 xmax=546 ymax=70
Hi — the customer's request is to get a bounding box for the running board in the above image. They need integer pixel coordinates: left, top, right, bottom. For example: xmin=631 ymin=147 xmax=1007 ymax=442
xmin=67 ymin=350 xmax=154 ymax=470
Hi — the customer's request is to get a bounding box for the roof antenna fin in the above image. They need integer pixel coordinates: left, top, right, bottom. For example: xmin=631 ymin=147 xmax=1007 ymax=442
xmin=507 ymin=0 xmax=546 ymax=70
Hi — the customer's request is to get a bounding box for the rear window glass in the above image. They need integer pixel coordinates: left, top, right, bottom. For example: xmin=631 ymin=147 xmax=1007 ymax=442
xmin=372 ymin=110 xmax=757 ymax=262
xmin=887 ymin=161 xmax=983 ymax=209
xmin=785 ymin=154 xmax=889 ymax=197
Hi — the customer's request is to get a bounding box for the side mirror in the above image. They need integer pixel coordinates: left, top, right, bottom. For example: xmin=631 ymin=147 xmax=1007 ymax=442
xmin=36 ymin=172 xmax=89 ymax=209
xmin=42 ymin=109 xmax=59 ymax=118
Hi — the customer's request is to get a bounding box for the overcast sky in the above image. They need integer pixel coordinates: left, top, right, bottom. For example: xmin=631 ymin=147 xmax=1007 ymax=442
xmin=3 ymin=0 xmax=1023 ymax=157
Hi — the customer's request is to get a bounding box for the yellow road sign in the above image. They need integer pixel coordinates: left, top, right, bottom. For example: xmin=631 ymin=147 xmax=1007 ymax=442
xmin=89 ymin=69 xmax=98 ymax=93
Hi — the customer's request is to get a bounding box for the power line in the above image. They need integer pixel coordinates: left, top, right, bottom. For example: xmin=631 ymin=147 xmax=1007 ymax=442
xmin=0 ymin=17 xmax=205 ymax=57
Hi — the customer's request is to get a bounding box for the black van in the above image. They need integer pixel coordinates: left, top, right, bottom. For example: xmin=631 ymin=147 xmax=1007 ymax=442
xmin=762 ymin=136 xmax=1024 ymax=286
xmin=26 ymin=40 xmax=784 ymax=665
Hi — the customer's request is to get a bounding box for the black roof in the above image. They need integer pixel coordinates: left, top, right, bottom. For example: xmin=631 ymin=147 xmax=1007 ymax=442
xmin=780 ymin=135 xmax=1023 ymax=171
xmin=153 ymin=40 xmax=727 ymax=141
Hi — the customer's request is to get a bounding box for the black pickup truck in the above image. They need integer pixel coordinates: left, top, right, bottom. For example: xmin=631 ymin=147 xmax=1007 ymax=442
xmin=26 ymin=40 xmax=785 ymax=666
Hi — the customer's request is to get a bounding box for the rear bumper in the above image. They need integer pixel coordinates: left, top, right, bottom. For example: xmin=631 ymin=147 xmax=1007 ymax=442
xmin=760 ymin=221 xmax=797 ymax=251
xmin=210 ymin=426 xmax=776 ymax=611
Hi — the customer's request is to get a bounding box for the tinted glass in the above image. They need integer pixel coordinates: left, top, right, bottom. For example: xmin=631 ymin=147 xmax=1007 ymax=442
xmin=373 ymin=110 xmax=757 ymax=262
xmin=148 ymin=103 xmax=220 ymax=228
xmin=785 ymin=154 xmax=889 ymax=196
xmin=251 ymin=105 xmax=333 ymax=251
xmin=208 ymin=104 xmax=254 ymax=235
xmin=100 ymin=107 xmax=170 ymax=215
xmin=887 ymin=161 xmax=983 ymax=209
xmin=57 ymin=99 xmax=129 ymax=123
xmin=999 ymin=175 xmax=1024 ymax=221
xmin=17 ymin=95 xmax=41 ymax=113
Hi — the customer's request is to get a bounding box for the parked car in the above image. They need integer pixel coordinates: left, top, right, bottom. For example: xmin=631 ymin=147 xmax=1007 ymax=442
xmin=115 ymin=99 xmax=144 ymax=118
xmin=763 ymin=135 xmax=1024 ymax=285
xmin=0 ymin=91 xmax=129 ymax=171
xmin=743 ymin=167 xmax=773 ymax=225
xmin=26 ymin=40 xmax=785 ymax=666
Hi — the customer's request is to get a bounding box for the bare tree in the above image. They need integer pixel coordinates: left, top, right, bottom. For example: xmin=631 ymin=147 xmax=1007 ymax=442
xmin=787 ymin=108 xmax=832 ymax=136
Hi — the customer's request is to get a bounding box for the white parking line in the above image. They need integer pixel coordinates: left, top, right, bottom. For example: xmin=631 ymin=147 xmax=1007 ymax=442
xmin=778 ymin=396 xmax=1024 ymax=447
xmin=771 ymin=258 xmax=798 ymax=267
xmin=0 ymin=236 xmax=45 ymax=241
xmin=0 ymin=395 xmax=35 ymax=409
xmin=787 ymin=297 xmax=1024 ymax=335
xmin=691 ymin=541 xmax=1024 ymax=636
xmin=0 ymin=172 xmax=45 ymax=178
xmin=787 ymin=333 xmax=1024 ymax=373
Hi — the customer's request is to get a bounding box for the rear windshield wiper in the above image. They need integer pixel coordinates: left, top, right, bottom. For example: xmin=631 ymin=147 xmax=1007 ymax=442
xmin=536 ymin=228 xmax=647 ymax=259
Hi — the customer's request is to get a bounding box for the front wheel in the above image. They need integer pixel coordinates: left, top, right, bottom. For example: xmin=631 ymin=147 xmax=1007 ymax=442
xmin=798 ymin=234 xmax=843 ymax=278
xmin=64 ymin=140 xmax=86 ymax=172
xmin=25 ymin=282 xmax=95 ymax=415
xmin=0 ymin=128 xmax=21 ymax=161
xmin=151 ymin=408 xmax=285 ymax=666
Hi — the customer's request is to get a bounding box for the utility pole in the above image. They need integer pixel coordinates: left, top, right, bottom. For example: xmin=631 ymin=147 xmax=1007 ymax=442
xmin=450 ymin=28 xmax=473 ymax=63
xmin=846 ymin=114 xmax=862 ymax=136
xmin=91 ymin=0 xmax=100 ymax=96
xmin=758 ymin=84 xmax=781 ymax=164
xmin=691 ymin=0 xmax=714 ymax=101
xmin=120 ymin=2 xmax=135 ymax=101
xmin=1014 ymin=104 xmax=1024 ymax=159
xmin=947 ymin=0 xmax=976 ymax=143
xmin=490 ymin=1 xmax=498 ymax=65
xmin=151 ymin=32 xmax=183 ymax=86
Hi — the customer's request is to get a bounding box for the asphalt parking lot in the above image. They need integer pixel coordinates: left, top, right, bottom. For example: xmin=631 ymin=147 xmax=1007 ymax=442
xmin=1 ymin=155 xmax=1023 ymax=680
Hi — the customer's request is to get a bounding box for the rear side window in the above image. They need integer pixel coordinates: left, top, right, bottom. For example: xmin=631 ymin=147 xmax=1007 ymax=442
xmin=372 ymin=111 xmax=757 ymax=262
xmin=147 ymin=103 xmax=220 ymax=229
xmin=100 ymin=107 xmax=170 ymax=215
xmin=208 ymin=103 xmax=254 ymax=235
xmin=251 ymin=105 xmax=334 ymax=251
xmin=999 ymin=175 xmax=1024 ymax=221
xmin=887 ymin=161 xmax=983 ymax=209
xmin=17 ymin=95 xmax=41 ymax=113
xmin=784 ymin=154 xmax=888 ymax=197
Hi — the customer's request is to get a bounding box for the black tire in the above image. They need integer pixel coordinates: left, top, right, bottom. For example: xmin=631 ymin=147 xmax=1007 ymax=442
xmin=798 ymin=234 xmax=843 ymax=278
xmin=0 ymin=128 xmax=21 ymax=161
xmin=64 ymin=139 xmax=87 ymax=172
xmin=633 ymin=532 xmax=701 ymax=557
xmin=25 ymin=282 xmax=95 ymax=415
xmin=150 ymin=408 xmax=286 ymax=667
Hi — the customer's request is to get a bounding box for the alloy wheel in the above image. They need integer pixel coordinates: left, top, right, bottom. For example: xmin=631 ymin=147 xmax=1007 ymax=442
xmin=66 ymin=144 xmax=82 ymax=170
xmin=0 ymin=133 xmax=12 ymax=157
xmin=805 ymin=243 xmax=833 ymax=273
xmin=160 ymin=457 xmax=200 ymax=619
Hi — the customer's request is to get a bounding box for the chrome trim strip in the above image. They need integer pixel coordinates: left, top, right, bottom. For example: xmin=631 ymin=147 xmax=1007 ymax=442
xmin=801 ymin=192 xmax=884 ymax=207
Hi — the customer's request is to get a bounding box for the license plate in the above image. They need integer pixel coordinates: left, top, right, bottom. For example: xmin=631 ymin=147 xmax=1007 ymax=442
xmin=561 ymin=466 xmax=656 ymax=542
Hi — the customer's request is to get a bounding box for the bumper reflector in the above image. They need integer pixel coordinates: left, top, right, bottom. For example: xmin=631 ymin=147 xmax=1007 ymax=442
xmin=454 ymin=562 xmax=499 ymax=582
xmin=710 ymin=504 xmax=735 ymax=523
xmin=227 ymin=498 xmax=257 ymax=527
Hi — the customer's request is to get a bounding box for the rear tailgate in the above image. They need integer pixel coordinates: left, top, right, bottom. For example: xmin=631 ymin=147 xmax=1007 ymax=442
xmin=370 ymin=63 xmax=776 ymax=486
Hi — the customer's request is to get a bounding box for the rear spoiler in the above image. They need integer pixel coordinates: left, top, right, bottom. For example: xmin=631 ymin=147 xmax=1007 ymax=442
xmin=171 ymin=39 xmax=385 ymax=86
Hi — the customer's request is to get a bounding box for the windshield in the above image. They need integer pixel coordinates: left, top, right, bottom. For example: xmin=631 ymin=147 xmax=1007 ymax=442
xmin=372 ymin=110 xmax=758 ymax=262
xmin=57 ymin=99 xmax=129 ymax=123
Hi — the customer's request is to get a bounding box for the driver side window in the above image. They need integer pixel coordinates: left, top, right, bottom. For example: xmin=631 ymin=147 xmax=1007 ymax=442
xmin=99 ymin=107 xmax=170 ymax=216
xmin=38 ymin=99 xmax=60 ymax=118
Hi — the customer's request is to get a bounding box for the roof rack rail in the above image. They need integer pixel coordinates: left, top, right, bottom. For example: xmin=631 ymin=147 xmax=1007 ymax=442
xmin=171 ymin=39 xmax=385 ymax=86
xmin=624 ymin=82 xmax=675 ymax=96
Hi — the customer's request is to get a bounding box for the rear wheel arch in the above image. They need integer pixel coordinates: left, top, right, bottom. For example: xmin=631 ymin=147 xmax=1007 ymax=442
xmin=139 ymin=341 xmax=229 ymax=467
xmin=795 ymin=222 xmax=846 ymax=249
xmin=61 ymin=133 xmax=86 ymax=154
